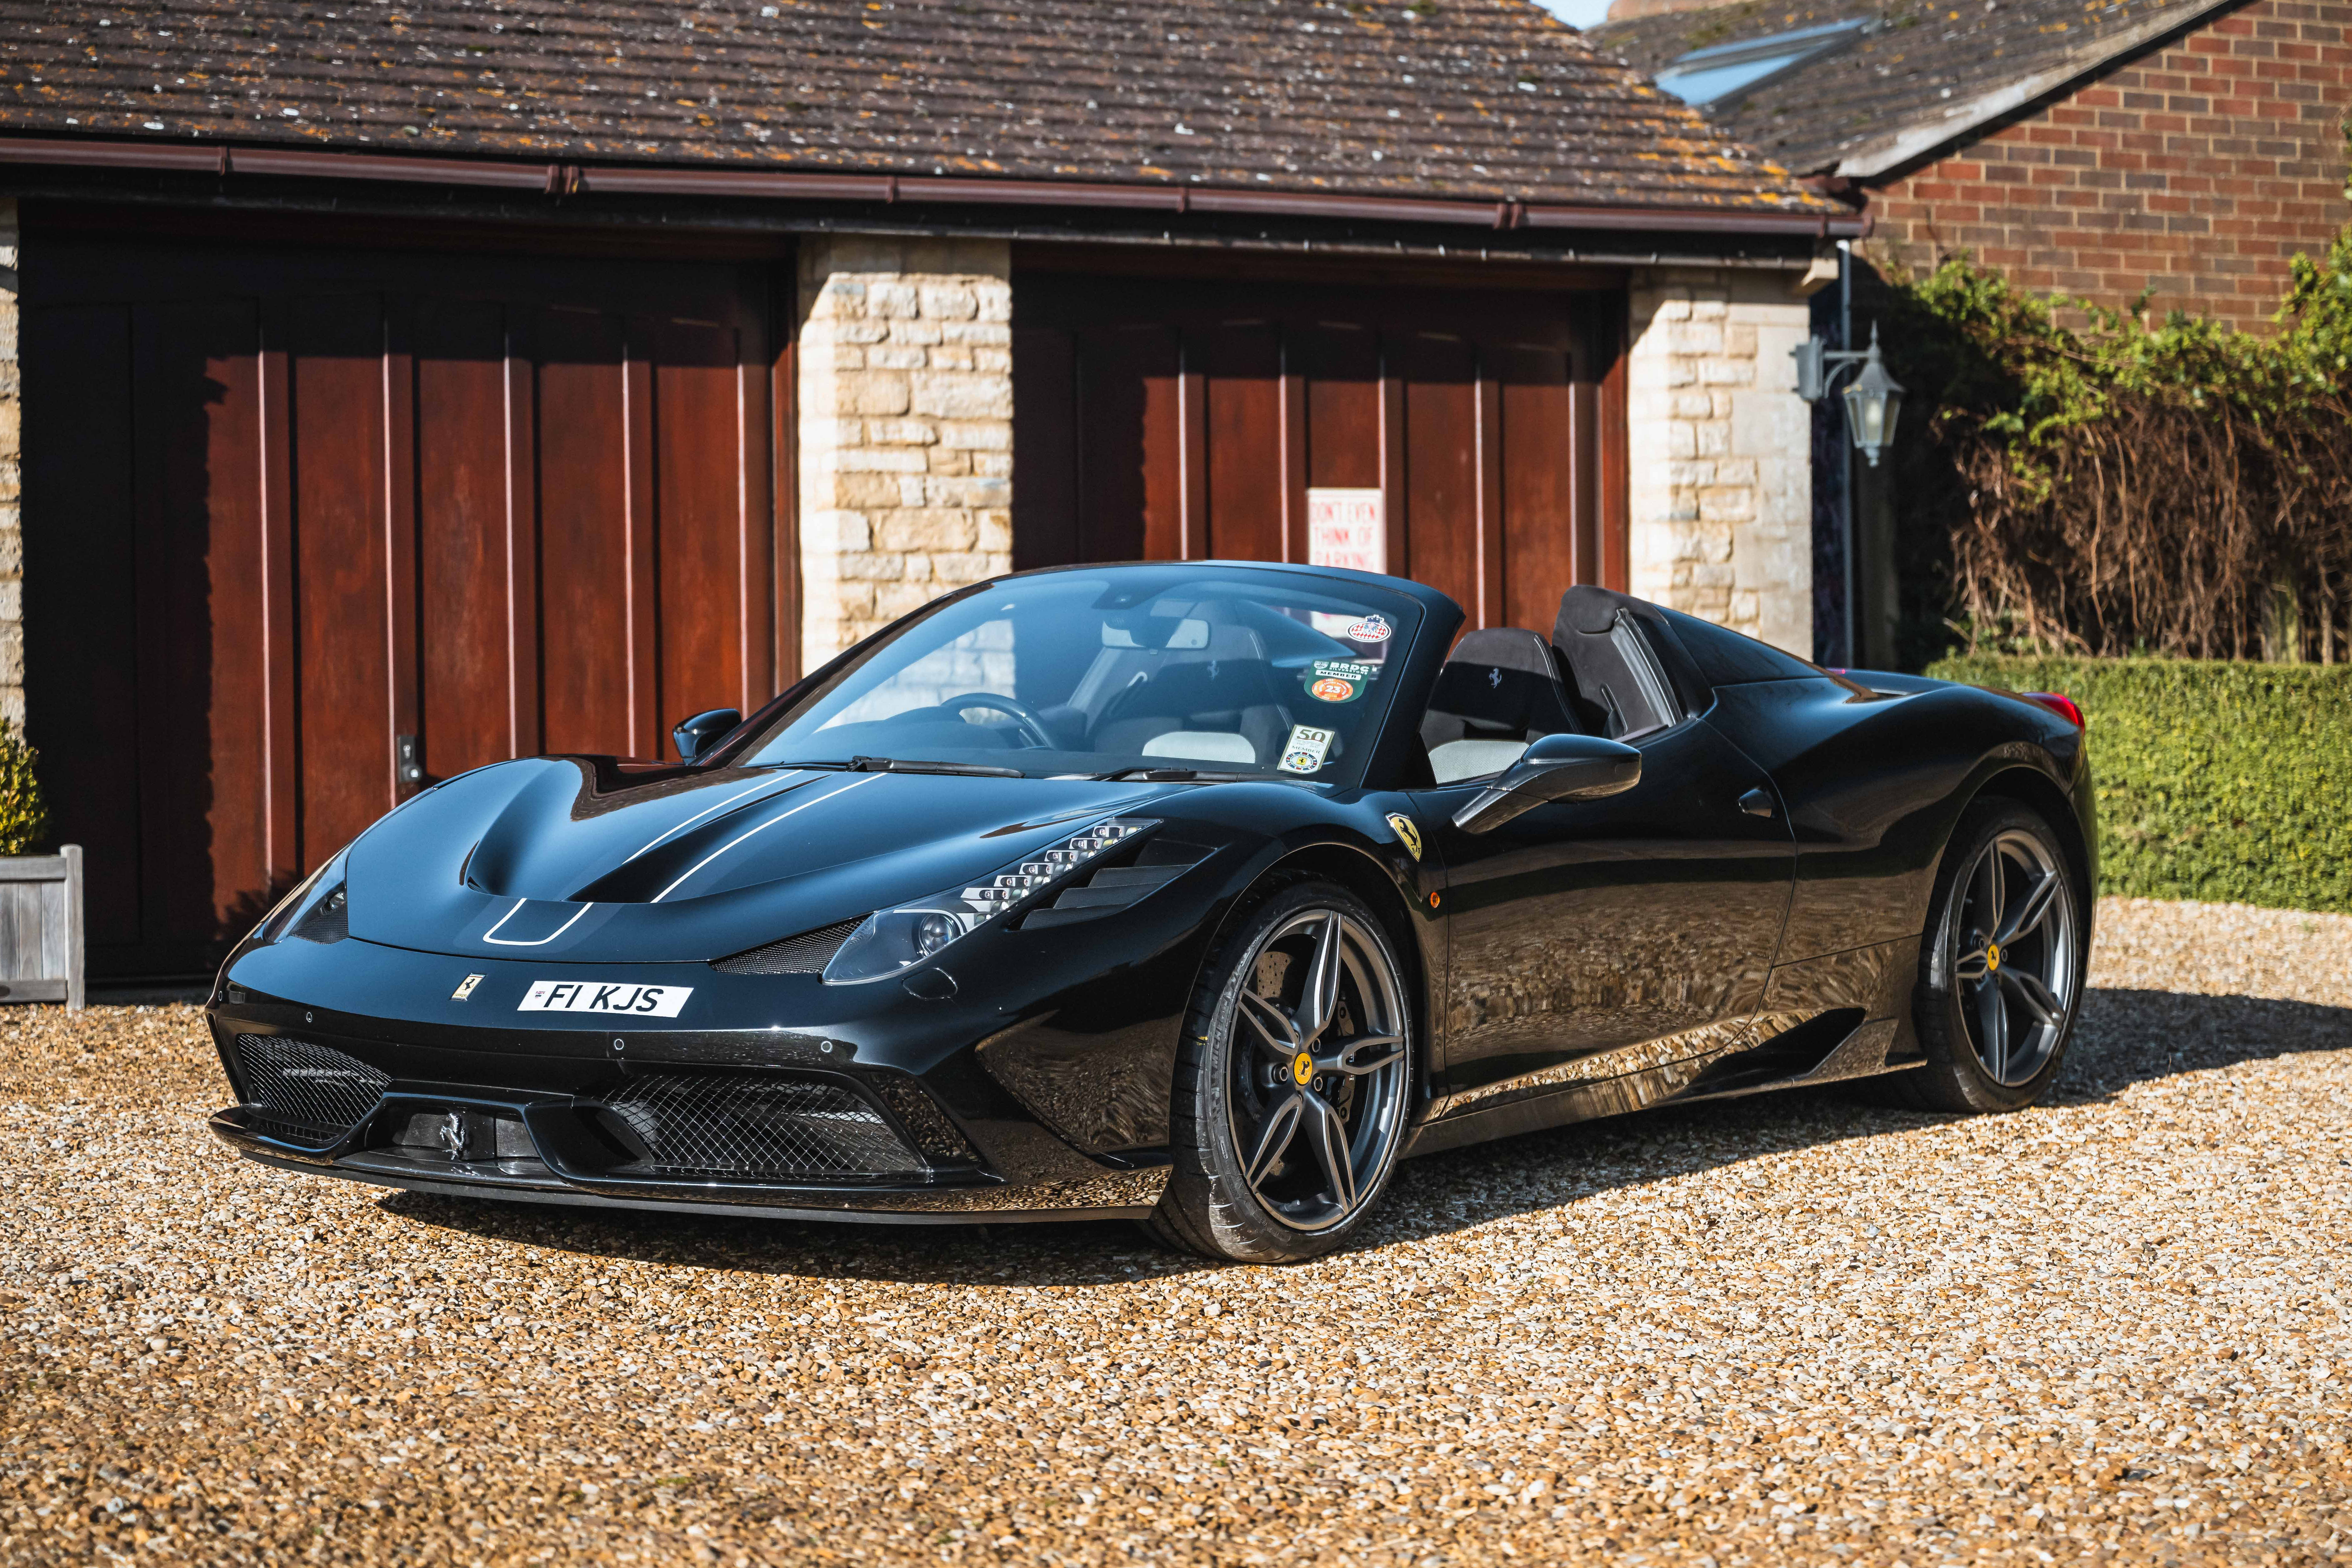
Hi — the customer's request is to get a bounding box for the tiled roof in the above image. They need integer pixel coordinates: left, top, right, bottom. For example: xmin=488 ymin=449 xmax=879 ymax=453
xmin=0 ymin=0 xmax=1842 ymax=215
xmin=1589 ymin=0 xmax=2233 ymax=177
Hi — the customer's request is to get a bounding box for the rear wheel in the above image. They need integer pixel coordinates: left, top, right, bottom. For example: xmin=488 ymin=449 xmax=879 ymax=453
xmin=1151 ymin=880 xmax=1414 ymax=1263
xmin=1888 ymin=800 xmax=2086 ymax=1112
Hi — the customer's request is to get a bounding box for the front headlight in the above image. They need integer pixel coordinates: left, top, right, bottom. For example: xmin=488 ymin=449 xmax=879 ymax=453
xmin=249 ymin=849 xmax=351 ymax=947
xmin=821 ymin=817 xmax=1157 ymax=984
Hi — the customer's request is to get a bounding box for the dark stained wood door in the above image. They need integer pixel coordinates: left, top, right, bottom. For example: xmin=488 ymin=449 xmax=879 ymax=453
xmin=1012 ymin=263 xmax=1627 ymax=632
xmin=23 ymin=224 xmax=790 ymax=978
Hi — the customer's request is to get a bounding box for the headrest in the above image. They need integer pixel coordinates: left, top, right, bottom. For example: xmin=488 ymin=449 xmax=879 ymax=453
xmin=1427 ymin=628 xmax=1578 ymax=737
xmin=1556 ymin=584 xmax=1634 ymax=640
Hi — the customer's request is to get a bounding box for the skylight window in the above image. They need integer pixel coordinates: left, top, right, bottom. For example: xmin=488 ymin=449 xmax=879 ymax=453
xmin=1653 ymin=18 xmax=1871 ymax=106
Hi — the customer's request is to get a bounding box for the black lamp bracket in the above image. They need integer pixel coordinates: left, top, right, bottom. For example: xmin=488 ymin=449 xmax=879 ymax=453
xmin=1792 ymin=322 xmax=1887 ymax=403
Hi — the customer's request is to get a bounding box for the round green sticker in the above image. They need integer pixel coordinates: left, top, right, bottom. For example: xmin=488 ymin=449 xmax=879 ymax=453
xmin=1305 ymin=659 xmax=1379 ymax=704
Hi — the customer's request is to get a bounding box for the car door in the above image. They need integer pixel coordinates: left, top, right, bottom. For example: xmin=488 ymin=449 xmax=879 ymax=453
xmin=1407 ymin=620 xmax=1795 ymax=1112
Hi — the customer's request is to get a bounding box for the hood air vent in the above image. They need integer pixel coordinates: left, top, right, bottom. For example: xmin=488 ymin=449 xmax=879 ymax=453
xmin=712 ymin=916 xmax=867 ymax=975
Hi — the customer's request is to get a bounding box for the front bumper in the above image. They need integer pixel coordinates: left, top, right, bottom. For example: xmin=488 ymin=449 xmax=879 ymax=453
xmin=204 ymin=926 xmax=1204 ymax=1222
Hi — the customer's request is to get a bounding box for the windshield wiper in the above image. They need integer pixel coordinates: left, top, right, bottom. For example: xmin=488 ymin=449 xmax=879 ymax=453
xmin=1091 ymin=767 xmax=1257 ymax=782
xmin=848 ymin=755 xmax=1024 ymax=778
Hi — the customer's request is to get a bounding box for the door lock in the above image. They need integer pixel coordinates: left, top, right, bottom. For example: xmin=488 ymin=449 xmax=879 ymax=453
xmin=1738 ymin=787 xmax=1776 ymax=818
xmin=396 ymin=733 xmax=428 ymax=788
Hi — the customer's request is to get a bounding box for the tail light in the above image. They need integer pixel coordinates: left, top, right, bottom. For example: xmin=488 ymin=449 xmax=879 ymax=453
xmin=2023 ymin=691 xmax=2084 ymax=728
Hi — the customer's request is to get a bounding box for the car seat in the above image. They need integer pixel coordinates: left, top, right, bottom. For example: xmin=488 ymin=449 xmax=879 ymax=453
xmin=1089 ymin=627 xmax=1290 ymax=766
xmin=1417 ymin=627 xmax=1583 ymax=784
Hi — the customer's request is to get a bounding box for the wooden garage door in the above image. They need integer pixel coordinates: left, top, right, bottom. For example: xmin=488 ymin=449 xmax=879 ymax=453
xmin=23 ymin=221 xmax=791 ymax=978
xmin=1011 ymin=262 xmax=1626 ymax=632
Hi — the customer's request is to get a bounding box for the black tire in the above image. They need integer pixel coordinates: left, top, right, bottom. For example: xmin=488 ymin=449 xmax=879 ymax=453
xmin=1883 ymin=798 xmax=2087 ymax=1113
xmin=1150 ymin=878 xmax=1417 ymax=1263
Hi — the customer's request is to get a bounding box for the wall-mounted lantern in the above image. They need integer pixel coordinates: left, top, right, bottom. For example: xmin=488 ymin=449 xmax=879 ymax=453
xmin=1793 ymin=322 xmax=1905 ymax=467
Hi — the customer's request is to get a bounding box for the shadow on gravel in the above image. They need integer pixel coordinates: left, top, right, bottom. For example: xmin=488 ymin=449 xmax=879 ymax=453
xmin=376 ymin=986 xmax=2352 ymax=1286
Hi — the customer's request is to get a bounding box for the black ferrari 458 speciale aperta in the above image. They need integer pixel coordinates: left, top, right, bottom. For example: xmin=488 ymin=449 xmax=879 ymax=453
xmin=207 ymin=562 xmax=2095 ymax=1262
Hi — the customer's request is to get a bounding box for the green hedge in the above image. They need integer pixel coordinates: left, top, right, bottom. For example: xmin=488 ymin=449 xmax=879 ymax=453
xmin=1926 ymin=656 xmax=2352 ymax=914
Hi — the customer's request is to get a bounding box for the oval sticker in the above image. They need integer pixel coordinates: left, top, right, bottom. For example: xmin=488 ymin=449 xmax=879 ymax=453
xmin=1309 ymin=676 xmax=1356 ymax=703
xmin=1345 ymin=614 xmax=1393 ymax=643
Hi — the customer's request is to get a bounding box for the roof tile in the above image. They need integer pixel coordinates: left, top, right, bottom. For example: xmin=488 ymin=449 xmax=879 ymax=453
xmin=0 ymin=0 xmax=1838 ymax=213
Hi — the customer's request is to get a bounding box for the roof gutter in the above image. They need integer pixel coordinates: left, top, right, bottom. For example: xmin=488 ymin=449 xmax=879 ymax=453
xmin=0 ymin=134 xmax=1867 ymax=240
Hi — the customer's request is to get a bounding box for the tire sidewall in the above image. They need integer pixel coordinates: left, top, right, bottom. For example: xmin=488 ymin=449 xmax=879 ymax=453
xmin=1162 ymin=878 xmax=1416 ymax=1263
xmin=1916 ymin=801 xmax=2087 ymax=1111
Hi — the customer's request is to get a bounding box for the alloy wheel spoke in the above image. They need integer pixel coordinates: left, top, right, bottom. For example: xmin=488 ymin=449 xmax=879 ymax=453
xmin=1320 ymin=1033 xmax=1404 ymax=1077
xmin=1296 ymin=914 xmax=1346 ymax=1046
xmin=1236 ymin=990 xmax=1301 ymax=1062
xmin=1300 ymin=1092 xmax=1358 ymax=1212
xmin=1954 ymin=946 xmax=1990 ymax=982
xmin=2002 ymin=967 xmax=2062 ymax=1027
xmin=1975 ymin=974 xmax=2011 ymax=1080
xmin=1998 ymin=870 xmax=2062 ymax=947
xmin=1973 ymin=845 xmax=2006 ymax=938
xmin=1242 ymin=1092 xmax=1305 ymax=1191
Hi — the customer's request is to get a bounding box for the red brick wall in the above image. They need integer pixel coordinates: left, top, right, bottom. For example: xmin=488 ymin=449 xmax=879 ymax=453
xmin=1862 ymin=0 xmax=2352 ymax=333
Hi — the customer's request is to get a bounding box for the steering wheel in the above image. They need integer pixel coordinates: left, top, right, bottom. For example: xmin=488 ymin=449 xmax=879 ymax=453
xmin=936 ymin=692 xmax=1058 ymax=750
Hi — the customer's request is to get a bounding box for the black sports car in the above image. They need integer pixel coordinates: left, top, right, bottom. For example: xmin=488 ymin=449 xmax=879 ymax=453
xmin=206 ymin=562 xmax=2094 ymax=1263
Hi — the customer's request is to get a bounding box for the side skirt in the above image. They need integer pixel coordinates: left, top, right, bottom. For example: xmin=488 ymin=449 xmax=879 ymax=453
xmin=1402 ymin=1014 xmax=1919 ymax=1160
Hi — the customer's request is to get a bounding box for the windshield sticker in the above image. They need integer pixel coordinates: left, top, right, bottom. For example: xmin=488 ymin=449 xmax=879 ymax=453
xmin=1344 ymin=613 xmax=1394 ymax=643
xmin=1279 ymin=724 xmax=1336 ymax=774
xmin=1305 ymin=659 xmax=1379 ymax=703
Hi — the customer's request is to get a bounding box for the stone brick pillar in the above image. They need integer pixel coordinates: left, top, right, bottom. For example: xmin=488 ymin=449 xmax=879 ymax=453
xmin=1624 ymin=266 xmax=1815 ymax=658
xmin=796 ymin=235 xmax=1014 ymax=672
xmin=0 ymin=199 xmax=21 ymax=729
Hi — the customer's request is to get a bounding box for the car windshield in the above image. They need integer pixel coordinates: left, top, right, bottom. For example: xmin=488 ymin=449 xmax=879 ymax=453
xmin=737 ymin=566 xmax=1424 ymax=784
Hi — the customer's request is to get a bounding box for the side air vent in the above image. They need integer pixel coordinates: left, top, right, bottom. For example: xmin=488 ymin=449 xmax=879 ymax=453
xmin=232 ymin=1035 xmax=389 ymax=1144
xmin=713 ymin=916 xmax=867 ymax=976
xmin=864 ymin=1072 xmax=979 ymax=1165
xmin=1017 ymin=837 xmax=1209 ymax=930
xmin=595 ymin=1073 xmax=926 ymax=1181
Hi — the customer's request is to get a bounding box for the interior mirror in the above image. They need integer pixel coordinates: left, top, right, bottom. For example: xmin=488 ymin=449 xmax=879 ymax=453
xmin=1451 ymin=733 xmax=1641 ymax=834
xmin=671 ymin=708 xmax=742 ymax=765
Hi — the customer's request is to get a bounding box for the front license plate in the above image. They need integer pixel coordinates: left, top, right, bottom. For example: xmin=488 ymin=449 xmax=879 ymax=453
xmin=517 ymin=980 xmax=693 ymax=1018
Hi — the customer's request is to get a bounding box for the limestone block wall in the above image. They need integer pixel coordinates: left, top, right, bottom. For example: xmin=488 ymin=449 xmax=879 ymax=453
xmin=0 ymin=198 xmax=20 ymax=728
xmin=1625 ymin=265 xmax=1816 ymax=658
xmin=796 ymin=234 xmax=1014 ymax=673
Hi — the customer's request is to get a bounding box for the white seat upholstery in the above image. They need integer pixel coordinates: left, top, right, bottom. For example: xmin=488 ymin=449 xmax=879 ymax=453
xmin=1428 ymin=738 xmax=1529 ymax=785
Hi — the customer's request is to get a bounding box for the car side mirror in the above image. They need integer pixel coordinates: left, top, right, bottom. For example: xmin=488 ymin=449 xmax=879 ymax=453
xmin=671 ymin=708 xmax=742 ymax=765
xmin=1451 ymin=733 xmax=1641 ymax=834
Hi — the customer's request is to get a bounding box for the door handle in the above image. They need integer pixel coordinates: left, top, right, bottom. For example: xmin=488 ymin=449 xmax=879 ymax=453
xmin=1738 ymin=787 xmax=1775 ymax=818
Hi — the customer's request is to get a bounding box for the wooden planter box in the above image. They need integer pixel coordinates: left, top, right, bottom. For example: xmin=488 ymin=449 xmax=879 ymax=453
xmin=0 ymin=845 xmax=84 ymax=1010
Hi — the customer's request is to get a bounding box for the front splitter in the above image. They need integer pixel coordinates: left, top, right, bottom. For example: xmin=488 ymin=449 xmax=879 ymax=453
xmin=234 ymin=1149 xmax=1169 ymax=1226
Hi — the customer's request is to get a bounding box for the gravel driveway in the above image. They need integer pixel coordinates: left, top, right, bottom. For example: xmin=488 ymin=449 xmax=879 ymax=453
xmin=5 ymin=896 xmax=2349 ymax=1565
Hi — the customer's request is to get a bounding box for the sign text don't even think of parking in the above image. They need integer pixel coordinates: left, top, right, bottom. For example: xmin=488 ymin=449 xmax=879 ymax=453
xmin=1307 ymin=488 xmax=1385 ymax=574
xmin=518 ymin=980 xmax=693 ymax=1017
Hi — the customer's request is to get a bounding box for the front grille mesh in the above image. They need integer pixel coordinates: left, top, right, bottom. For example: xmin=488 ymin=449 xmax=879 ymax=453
xmin=599 ymin=1073 xmax=924 ymax=1181
xmin=712 ymin=916 xmax=866 ymax=975
xmin=233 ymin=1035 xmax=389 ymax=1142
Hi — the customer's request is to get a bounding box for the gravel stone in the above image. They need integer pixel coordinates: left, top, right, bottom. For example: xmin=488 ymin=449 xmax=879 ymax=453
xmin=4 ymin=896 xmax=2349 ymax=1564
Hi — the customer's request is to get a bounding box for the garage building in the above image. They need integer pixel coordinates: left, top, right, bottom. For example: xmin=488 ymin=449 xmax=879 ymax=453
xmin=0 ymin=0 xmax=1856 ymax=977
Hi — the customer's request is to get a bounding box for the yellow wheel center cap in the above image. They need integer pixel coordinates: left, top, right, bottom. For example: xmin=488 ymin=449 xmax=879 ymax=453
xmin=1986 ymin=943 xmax=2002 ymax=973
xmin=1292 ymin=1052 xmax=1315 ymax=1087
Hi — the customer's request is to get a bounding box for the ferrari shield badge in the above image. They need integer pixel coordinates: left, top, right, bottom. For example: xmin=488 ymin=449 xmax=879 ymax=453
xmin=1386 ymin=813 xmax=1423 ymax=861
xmin=452 ymin=973 xmax=485 ymax=1001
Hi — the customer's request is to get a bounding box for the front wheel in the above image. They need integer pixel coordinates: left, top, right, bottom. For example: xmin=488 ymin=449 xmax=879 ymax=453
xmin=1151 ymin=880 xmax=1416 ymax=1263
xmin=1891 ymin=799 xmax=2087 ymax=1112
